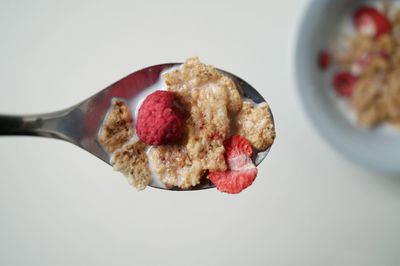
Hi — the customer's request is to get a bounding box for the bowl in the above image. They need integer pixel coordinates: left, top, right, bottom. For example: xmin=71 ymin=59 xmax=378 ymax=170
xmin=295 ymin=0 xmax=400 ymax=175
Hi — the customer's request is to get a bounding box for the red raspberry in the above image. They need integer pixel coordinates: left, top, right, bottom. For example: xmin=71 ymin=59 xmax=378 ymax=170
xmin=209 ymin=168 xmax=257 ymax=194
xmin=332 ymin=72 xmax=358 ymax=97
xmin=224 ymin=134 xmax=253 ymax=158
xmin=208 ymin=135 xmax=257 ymax=194
xmin=136 ymin=90 xmax=184 ymax=145
xmin=354 ymin=6 xmax=391 ymax=38
xmin=318 ymin=50 xmax=331 ymax=70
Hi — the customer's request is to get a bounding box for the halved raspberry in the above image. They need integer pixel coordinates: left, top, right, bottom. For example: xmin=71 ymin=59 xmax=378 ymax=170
xmin=208 ymin=135 xmax=257 ymax=194
xmin=318 ymin=50 xmax=331 ymax=70
xmin=354 ymin=6 xmax=391 ymax=38
xmin=227 ymin=154 xmax=256 ymax=171
xmin=224 ymin=135 xmax=253 ymax=158
xmin=332 ymin=71 xmax=358 ymax=97
xmin=208 ymin=168 xmax=257 ymax=194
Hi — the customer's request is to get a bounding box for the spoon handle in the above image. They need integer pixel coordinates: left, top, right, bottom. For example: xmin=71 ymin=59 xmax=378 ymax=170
xmin=0 ymin=103 xmax=111 ymax=163
xmin=0 ymin=115 xmax=28 ymax=135
xmin=0 ymin=110 xmax=73 ymax=140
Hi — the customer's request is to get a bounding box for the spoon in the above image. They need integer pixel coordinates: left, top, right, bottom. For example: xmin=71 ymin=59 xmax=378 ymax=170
xmin=0 ymin=63 xmax=274 ymax=190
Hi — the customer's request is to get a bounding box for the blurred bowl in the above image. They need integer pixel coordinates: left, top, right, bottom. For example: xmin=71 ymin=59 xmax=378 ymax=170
xmin=295 ymin=0 xmax=400 ymax=175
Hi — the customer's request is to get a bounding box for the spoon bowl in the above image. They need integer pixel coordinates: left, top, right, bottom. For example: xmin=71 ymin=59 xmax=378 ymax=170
xmin=0 ymin=63 xmax=274 ymax=190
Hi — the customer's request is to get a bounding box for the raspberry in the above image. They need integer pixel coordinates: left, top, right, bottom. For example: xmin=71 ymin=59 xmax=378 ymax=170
xmin=354 ymin=6 xmax=391 ymax=38
xmin=332 ymin=71 xmax=358 ymax=97
xmin=224 ymin=135 xmax=253 ymax=158
xmin=208 ymin=135 xmax=257 ymax=194
xmin=136 ymin=90 xmax=184 ymax=145
xmin=209 ymin=169 xmax=257 ymax=194
xmin=318 ymin=50 xmax=331 ymax=70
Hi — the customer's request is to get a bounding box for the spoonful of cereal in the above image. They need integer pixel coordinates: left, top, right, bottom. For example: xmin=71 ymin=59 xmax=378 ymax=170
xmin=0 ymin=57 xmax=275 ymax=193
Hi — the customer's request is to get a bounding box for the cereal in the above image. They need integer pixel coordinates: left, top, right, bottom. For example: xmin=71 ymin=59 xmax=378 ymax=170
xmin=185 ymin=86 xmax=229 ymax=172
xmin=98 ymin=99 xmax=133 ymax=152
xmin=236 ymin=101 xmax=275 ymax=151
xmin=112 ymin=140 xmax=151 ymax=190
xmin=149 ymin=145 xmax=203 ymax=189
xmin=164 ymin=57 xmax=241 ymax=172
xmin=97 ymin=57 xmax=275 ymax=193
xmin=164 ymin=57 xmax=242 ymax=114
xmin=326 ymin=3 xmax=400 ymax=128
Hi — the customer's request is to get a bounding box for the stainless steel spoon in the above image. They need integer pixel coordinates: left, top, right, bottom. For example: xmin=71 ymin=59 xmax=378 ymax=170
xmin=0 ymin=63 xmax=274 ymax=190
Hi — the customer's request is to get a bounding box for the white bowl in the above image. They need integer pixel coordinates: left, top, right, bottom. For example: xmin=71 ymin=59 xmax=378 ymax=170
xmin=295 ymin=0 xmax=400 ymax=175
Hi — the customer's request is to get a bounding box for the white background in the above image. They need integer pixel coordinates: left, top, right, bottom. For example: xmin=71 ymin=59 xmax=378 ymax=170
xmin=1 ymin=0 xmax=400 ymax=265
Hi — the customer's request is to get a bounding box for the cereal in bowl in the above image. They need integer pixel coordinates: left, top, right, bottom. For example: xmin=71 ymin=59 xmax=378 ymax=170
xmin=321 ymin=3 xmax=400 ymax=128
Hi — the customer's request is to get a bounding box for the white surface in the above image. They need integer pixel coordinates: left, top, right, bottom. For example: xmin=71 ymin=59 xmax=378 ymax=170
xmin=0 ymin=0 xmax=399 ymax=265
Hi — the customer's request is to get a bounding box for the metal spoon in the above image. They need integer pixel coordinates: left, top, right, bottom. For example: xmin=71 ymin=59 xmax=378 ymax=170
xmin=0 ymin=63 xmax=274 ymax=190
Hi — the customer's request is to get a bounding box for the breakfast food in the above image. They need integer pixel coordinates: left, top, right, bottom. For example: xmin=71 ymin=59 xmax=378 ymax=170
xmin=332 ymin=71 xmax=358 ymax=97
xmin=136 ymin=90 xmax=184 ymax=145
xmin=149 ymin=145 xmax=202 ymax=189
xmin=164 ymin=57 xmax=242 ymax=172
xmin=208 ymin=135 xmax=257 ymax=194
xmin=320 ymin=3 xmax=400 ymax=128
xmin=354 ymin=6 xmax=391 ymax=38
xmin=163 ymin=57 xmax=242 ymax=114
xmin=98 ymin=99 xmax=133 ymax=152
xmin=112 ymin=140 xmax=151 ymax=190
xmin=318 ymin=50 xmax=331 ymax=70
xmin=98 ymin=57 xmax=275 ymax=193
xmin=236 ymin=101 xmax=275 ymax=151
